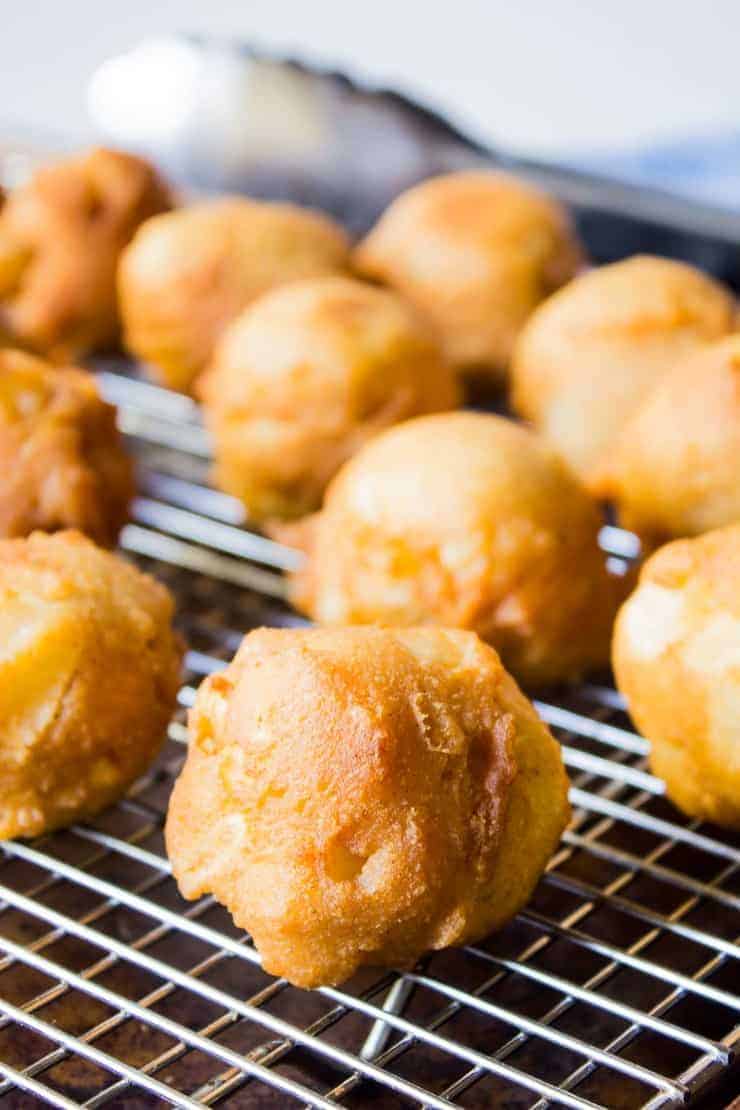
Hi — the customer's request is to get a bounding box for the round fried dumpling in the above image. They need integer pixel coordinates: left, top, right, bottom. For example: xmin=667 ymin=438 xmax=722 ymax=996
xmin=613 ymin=525 xmax=740 ymax=828
xmin=118 ymin=198 xmax=350 ymax=393
xmin=166 ymin=625 xmax=570 ymax=987
xmin=510 ymin=255 xmax=735 ymax=487
xmin=353 ymin=170 xmax=583 ymax=381
xmin=0 ymin=147 xmax=171 ymax=360
xmin=601 ymin=336 xmax=740 ymax=543
xmin=201 ymin=276 xmax=461 ymax=522
xmin=0 ymin=530 xmax=183 ymax=838
xmin=285 ymin=412 xmax=619 ymax=686
xmin=0 ymin=349 xmax=133 ymax=544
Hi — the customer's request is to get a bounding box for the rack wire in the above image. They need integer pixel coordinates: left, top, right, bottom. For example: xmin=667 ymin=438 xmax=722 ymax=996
xmin=0 ymin=363 xmax=737 ymax=1109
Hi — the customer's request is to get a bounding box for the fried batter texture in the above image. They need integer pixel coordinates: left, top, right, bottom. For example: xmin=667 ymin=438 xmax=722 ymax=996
xmin=601 ymin=336 xmax=740 ymax=542
xmin=0 ymin=349 xmax=133 ymax=543
xmin=119 ymin=198 xmax=350 ymax=392
xmin=0 ymin=531 xmax=183 ymax=838
xmin=510 ymin=256 xmax=735 ymax=486
xmin=285 ymin=412 xmax=620 ymax=686
xmin=613 ymin=525 xmax=740 ymax=829
xmin=0 ymin=148 xmax=171 ymax=359
xmin=201 ymin=276 xmax=460 ymax=522
xmin=354 ymin=170 xmax=583 ymax=382
xmin=166 ymin=625 xmax=570 ymax=987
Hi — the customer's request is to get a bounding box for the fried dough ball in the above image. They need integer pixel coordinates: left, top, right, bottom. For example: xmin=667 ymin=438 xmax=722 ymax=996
xmin=166 ymin=625 xmax=569 ymax=987
xmin=200 ymin=276 xmax=461 ymax=522
xmin=0 ymin=148 xmax=171 ymax=360
xmin=510 ymin=255 xmax=736 ymax=487
xmin=0 ymin=349 xmax=133 ymax=544
xmin=285 ymin=412 xmax=619 ymax=686
xmin=353 ymin=171 xmax=583 ymax=382
xmin=118 ymin=198 xmax=351 ymax=393
xmin=613 ymin=525 xmax=740 ymax=828
xmin=600 ymin=336 xmax=740 ymax=543
xmin=0 ymin=530 xmax=183 ymax=838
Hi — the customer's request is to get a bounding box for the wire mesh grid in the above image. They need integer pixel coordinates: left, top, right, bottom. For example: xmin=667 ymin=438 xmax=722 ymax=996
xmin=0 ymin=364 xmax=737 ymax=1110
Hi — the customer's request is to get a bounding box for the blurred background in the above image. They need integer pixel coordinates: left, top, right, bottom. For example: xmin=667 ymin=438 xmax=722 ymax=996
xmin=3 ymin=0 xmax=740 ymax=206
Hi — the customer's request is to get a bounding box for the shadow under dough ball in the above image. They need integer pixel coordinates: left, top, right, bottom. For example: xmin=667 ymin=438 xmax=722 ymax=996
xmin=510 ymin=254 xmax=736 ymax=490
xmin=354 ymin=169 xmax=584 ymax=383
xmin=600 ymin=335 xmax=740 ymax=544
xmin=200 ymin=275 xmax=461 ymax=522
xmin=0 ymin=147 xmax=172 ymax=360
xmin=0 ymin=530 xmax=183 ymax=839
xmin=284 ymin=411 xmax=621 ymax=687
xmin=165 ymin=625 xmax=570 ymax=988
xmin=118 ymin=197 xmax=351 ymax=393
xmin=0 ymin=348 xmax=133 ymax=544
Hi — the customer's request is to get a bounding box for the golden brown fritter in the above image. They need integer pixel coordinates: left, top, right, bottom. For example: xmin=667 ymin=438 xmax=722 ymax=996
xmin=285 ymin=412 xmax=620 ymax=687
xmin=600 ymin=336 xmax=740 ymax=543
xmin=0 ymin=530 xmax=183 ymax=839
xmin=166 ymin=625 xmax=570 ymax=987
xmin=0 ymin=349 xmax=134 ymax=544
xmin=0 ymin=148 xmax=171 ymax=360
xmin=200 ymin=276 xmax=461 ymax=522
xmin=118 ymin=197 xmax=351 ymax=393
xmin=510 ymin=255 xmax=736 ymax=487
xmin=353 ymin=170 xmax=583 ymax=382
xmin=613 ymin=525 xmax=740 ymax=829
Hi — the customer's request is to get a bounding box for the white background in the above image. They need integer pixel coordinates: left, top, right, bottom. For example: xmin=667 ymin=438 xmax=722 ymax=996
xmin=1 ymin=0 xmax=739 ymax=158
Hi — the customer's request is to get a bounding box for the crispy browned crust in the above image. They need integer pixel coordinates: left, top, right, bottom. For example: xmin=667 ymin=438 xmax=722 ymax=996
xmin=0 ymin=530 xmax=183 ymax=838
xmin=599 ymin=336 xmax=740 ymax=543
xmin=353 ymin=170 xmax=584 ymax=382
xmin=286 ymin=411 xmax=620 ymax=687
xmin=510 ymin=255 xmax=736 ymax=487
xmin=165 ymin=625 xmax=569 ymax=987
xmin=118 ymin=198 xmax=351 ymax=393
xmin=200 ymin=276 xmax=461 ymax=522
xmin=613 ymin=525 xmax=740 ymax=829
xmin=0 ymin=147 xmax=172 ymax=360
xmin=0 ymin=349 xmax=134 ymax=544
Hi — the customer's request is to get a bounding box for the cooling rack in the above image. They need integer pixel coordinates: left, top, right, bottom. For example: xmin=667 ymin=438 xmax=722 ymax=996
xmin=0 ymin=362 xmax=737 ymax=1110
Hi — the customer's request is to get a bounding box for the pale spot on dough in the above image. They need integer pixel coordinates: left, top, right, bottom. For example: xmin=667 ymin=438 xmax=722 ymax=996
xmin=706 ymin=681 xmax=740 ymax=775
xmin=345 ymin=470 xmax=384 ymax=522
xmin=127 ymin=223 xmax=180 ymax=274
xmin=622 ymin=583 xmax=684 ymax=660
xmin=0 ymin=600 xmax=62 ymax=664
xmin=224 ymin=746 xmax=247 ymax=775
xmin=358 ymin=843 xmax=394 ymax=893
xmin=405 ymin=236 xmax=490 ymax=286
xmin=0 ymin=600 xmax=82 ymax=755
xmin=200 ymin=677 xmax=231 ymax=745
xmin=399 ymin=630 xmax=447 ymax=666
xmin=217 ymin=811 xmax=251 ymax=858
xmin=90 ymin=757 xmax=119 ymax=789
xmin=316 ymin=587 xmax=350 ymax=623
xmin=248 ymin=723 xmax=275 ymax=748
xmin=439 ymin=536 xmax=479 ymax=572
xmin=544 ymin=387 xmax=603 ymax=476
xmin=682 ymin=614 xmax=740 ymax=675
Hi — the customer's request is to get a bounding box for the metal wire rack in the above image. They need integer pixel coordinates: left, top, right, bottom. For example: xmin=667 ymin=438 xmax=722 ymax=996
xmin=0 ymin=363 xmax=738 ymax=1110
